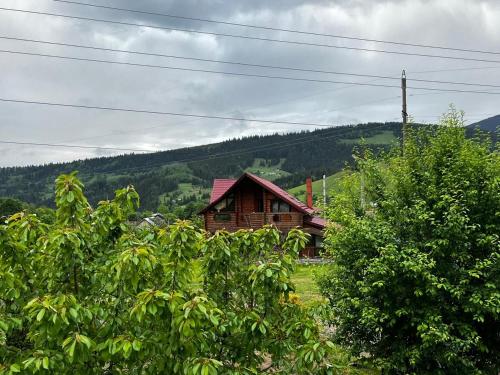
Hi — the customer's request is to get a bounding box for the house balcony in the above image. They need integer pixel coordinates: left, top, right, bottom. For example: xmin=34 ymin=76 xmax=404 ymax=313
xmin=205 ymin=211 xmax=303 ymax=232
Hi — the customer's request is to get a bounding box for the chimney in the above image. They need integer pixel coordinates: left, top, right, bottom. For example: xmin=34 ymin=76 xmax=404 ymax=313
xmin=306 ymin=177 xmax=313 ymax=208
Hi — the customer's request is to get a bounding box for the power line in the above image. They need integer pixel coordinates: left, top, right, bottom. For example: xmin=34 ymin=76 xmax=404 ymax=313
xmin=80 ymin=123 xmax=396 ymax=175
xmin=0 ymin=37 xmax=404 ymax=78
xmin=0 ymin=93 xmax=497 ymax=138
xmin=3 ymin=7 xmax=500 ymax=64
xmin=0 ymin=98 xmax=337 ymax=127
xmin=60 ymin=82 xmax=398 ymax=144
xmin=3 ymin=44 xmax=500 ymax=89
xmin=0 ymin=123 xmax=395 ymax=173
xmin=327 ymin=95 xmax=400 ymax=113
xmin=0 ymin=140 xmax=155 ymax=152
xmin=411 ymin=66 xmax=500 ymax=74
xmin=52 ymin=0 xmax=500 ymax=56
xmin=2 ymin=50 xmax=500 ymax=94
xmin=414 ymin=113 xmax=497 ymax=118
xmin=0 ymin=49 xmax=404 ymax=88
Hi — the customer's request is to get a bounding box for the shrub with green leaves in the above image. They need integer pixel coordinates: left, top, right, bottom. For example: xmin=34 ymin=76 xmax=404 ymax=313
xmin=0 ymin=172 xmax=337 ymax=374
xmin=318 ymin=110 xmax=499 ymax=374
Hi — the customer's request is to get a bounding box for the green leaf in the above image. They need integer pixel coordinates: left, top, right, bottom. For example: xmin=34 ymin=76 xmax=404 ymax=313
xmin=69 ymin=307 xmax=78 ymax=319
xmin=10 ymin=364 xmax=21 ymax=373
xmin=123 ymin=341 xmax=131 ymax=353
xmin=79 ymin=335 xmax=93 ymax=349
xmin=68 ymin=340 xmax=76 ymax=358
xmin=42 ymin=357 xmax=49 ymax=370
xmin=132 ymin=339 xmax=142 ymax=351
xmin=36 ymin=309 xmax=45 ymax=322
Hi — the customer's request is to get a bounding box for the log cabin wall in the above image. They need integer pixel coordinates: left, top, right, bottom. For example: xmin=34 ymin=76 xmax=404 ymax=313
xmin=239 ymin=180 xmax=260 ymax=213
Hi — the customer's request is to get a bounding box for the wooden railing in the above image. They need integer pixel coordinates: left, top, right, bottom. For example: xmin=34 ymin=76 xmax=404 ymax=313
xmin=237 ymin=212 xmax=303 ymax=230
xmin=206 ymin=212 xmax=303 ymax=232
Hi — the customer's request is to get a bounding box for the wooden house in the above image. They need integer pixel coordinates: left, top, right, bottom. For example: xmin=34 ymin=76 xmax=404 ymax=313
xmin=200 ymin=172 xmax=326 ymax=257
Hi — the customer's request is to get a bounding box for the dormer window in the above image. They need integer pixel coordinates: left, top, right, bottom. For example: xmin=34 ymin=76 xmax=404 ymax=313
xmin=271 ymin=199 xmax=291 ymax=213
xmin=214 ymin=193 xmax=235 ymax=212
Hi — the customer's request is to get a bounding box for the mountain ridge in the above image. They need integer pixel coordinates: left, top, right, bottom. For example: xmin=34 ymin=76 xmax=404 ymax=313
xmin=469 ymin=115 xmax=500 ymax=132
xmin=1 ymin=122 xmax=402 ymax=212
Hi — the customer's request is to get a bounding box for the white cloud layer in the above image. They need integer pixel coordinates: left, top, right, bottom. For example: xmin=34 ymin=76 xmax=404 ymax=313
xmin=1 ymin=0 xmax=499 ymax=166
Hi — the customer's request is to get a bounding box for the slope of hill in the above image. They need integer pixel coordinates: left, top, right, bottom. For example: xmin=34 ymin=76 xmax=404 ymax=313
xmin=288 ymin=171 xmax=348 ymax=203
xmin=0 ymin=123 xmax=402 ymax=212
xmin=469 ymin=115 xmax=500 ymax=132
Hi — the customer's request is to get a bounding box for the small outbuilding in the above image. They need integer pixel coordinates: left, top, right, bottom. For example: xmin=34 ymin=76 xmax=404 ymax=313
xmin=137 ymin=213 xmax=167 ymax=229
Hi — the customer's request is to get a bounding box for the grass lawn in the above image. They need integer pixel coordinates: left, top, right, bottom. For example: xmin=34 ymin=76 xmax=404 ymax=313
xmin=192 ymin=261 xmax=379 ymax=373
xmin=291 ymin=264 xmax=325 ymax=303
xmin=193 ymin=261 xmax=324 ymax=303
xmin=292 ymin=264 xmax=379 ymax=374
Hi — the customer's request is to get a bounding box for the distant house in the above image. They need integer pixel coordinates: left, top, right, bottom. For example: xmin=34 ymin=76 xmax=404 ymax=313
xmin=200 ymin=172 xmax=326 ymax=257
xmin=137 ymin=213 xmax=167 ymax=229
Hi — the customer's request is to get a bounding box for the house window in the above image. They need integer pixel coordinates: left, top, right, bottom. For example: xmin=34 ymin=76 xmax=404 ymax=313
xmin=271 ymin=199 xmax=291 ymax=213
xmin=308 ymin=234 xmax=324 ymax=248
xmin=214 ymin=213 xmax=232 ymax=222
xmin=214 ymin=194 xmax=235 ymax=212
xmin=315 ymin=235 xmax=323 ymax=248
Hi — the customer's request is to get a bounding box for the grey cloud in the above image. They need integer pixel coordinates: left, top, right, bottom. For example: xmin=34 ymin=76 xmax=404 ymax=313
xmin=0 ymin=0 xmax=499 ymax=166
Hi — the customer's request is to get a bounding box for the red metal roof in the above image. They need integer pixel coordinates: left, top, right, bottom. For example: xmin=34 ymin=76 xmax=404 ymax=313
xmin=245 ymin=173 xmax=315 ymax=215
xmin=209 ymin=179 xmax=237 ymax=204
xmin=304 ymin=215 xmax=327 ymax=228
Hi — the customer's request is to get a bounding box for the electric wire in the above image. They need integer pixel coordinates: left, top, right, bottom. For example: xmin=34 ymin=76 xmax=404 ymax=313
xmin=2 ymin=7 xmax=500 ymax=64
xmin=0 ymin=123 xmax=394 ymax=174
xmin=0 ymin=94 xmax=496 ymax=143
xmin=2 ymin=46 xmax=500 ymax=89
xmin=61 ymin=90 xmax=399 ymax=144
xmin=79 ymin=123 xmax=396 ymax=175
xmin=2 ymin=51 xmax=500 ymax=94
xmin=57 ymin=74 xmax=396 ymax=143
xmin=0 ymin=140 xmax=155 ymax=152
xmin=0 ymin=123 xmax=396 ymax=173
xmin=53 ymin=0 xmax=500 ymax=56
xmin=0 ymin=98 xmax=337 ymax=127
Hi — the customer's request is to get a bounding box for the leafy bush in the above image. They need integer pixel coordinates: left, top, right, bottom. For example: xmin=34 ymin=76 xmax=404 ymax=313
xmin=0 ymin=172 xmax=337 ymax=374
xmin=318 ymin=111 xmax=499 ymax=374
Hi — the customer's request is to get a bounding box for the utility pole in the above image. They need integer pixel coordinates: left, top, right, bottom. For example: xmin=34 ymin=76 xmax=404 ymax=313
xmin=322 ymin=174 xmax=327 ymax=207
xmin=401 ymin=69 xmax=408 ymax=151
xmin=360 ymin=170 xmax=365 ymax=210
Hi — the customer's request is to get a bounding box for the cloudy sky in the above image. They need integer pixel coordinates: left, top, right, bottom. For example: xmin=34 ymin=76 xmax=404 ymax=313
xmin=1 ymin=0 xmax=499 ymax=167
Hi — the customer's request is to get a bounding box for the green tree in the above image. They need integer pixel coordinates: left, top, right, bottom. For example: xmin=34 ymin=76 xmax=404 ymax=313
xmin=318 ymin=110 xmax=499 ymax=374
xmin=0 ymin=198 xmax=26 ymax=218
xmin=1 ymin=172 xmax=337 ymax=374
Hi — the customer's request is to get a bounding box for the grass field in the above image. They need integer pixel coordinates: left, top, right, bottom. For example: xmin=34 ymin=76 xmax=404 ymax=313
xmin=244 ymin=158 xmax=291 ymax=181
xmin=339 ymin=130 xmax=396 ymax=145
xmin=288 ymin=170 xmax=348 ymax=203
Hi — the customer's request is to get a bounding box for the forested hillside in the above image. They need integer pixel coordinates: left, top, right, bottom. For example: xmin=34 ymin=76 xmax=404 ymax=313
xmin=1 ymin=122 xmax=402 ymax=212
xmin=469 ymin=114 xmax=500 ymax=132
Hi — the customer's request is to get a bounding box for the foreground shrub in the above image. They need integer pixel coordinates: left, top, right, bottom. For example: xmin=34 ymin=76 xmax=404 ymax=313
xmin=318 ymin=111 xmax=499 ymax=374
xmin=0 ymin=172 xmax=337 ymax=374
